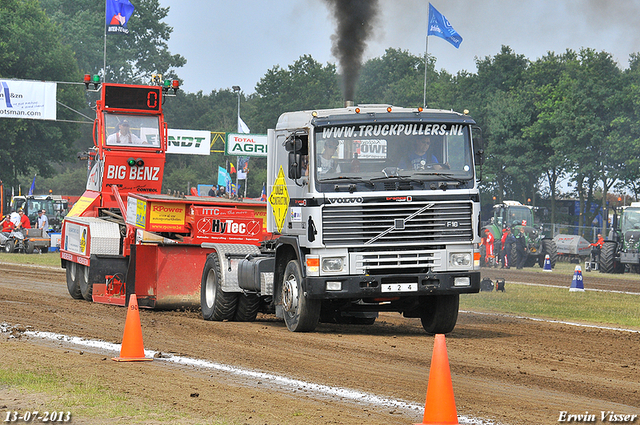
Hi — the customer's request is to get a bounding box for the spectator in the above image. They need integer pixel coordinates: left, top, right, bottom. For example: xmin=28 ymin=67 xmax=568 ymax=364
xmin=9 ymin=210 xmax=20 ymax=227
xmin=484 ymin=229 xmax=495 ymax=267
xmin=503 ymin=228 xmax=516 ymax=269
xmin=500 ymin=228 xmax=509 ymax=268
xmin=37 ymin=210 xmax=49 ymax=235
xmin=17 ymin=209 xmax=31 ymax=229
xmin=515 ymin=227 xmax=527 ymax=269
xmin=589 ymin=233 xmax=605 ymax=264
xmin=0 ymin=215 xmax=15 ymax=244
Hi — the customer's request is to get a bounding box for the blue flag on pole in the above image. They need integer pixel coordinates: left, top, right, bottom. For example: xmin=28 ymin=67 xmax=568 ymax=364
xmin=106 ymin=0 xmax=135 ymax=35
xmin=28 ymin=175 xmax=36 ymax=196
xmin=217 ymin=166 xmax=231 ymax=188
xmin=260 ymin=183 xmax=267 ymax=202
xmin=427 ymin=3 xmax=463 ymax=49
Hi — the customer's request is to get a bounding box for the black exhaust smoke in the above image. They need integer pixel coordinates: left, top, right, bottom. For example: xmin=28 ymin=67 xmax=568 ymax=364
xmin=323 ymin=0 xmax=379 ymax=103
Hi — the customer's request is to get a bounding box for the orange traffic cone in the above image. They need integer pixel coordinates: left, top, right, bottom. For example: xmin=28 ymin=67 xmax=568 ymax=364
xmin=112 ymin=294 xmax=153 ymax=362
xmin=415 ymin=334 xmax=459 ymax=425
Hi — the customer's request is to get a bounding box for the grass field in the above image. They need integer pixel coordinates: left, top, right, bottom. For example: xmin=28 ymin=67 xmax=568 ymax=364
xmin=0 ymin=251 xmax=61 ymax=267
xmin=460 ymin=284 xmax=640 ymax=329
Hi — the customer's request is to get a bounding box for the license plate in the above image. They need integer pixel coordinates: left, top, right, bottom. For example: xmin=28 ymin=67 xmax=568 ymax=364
xmin=381 ymin=283 xmax=418 ymax=293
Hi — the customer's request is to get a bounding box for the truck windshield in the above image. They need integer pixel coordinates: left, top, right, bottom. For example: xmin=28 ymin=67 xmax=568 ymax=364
xmin=104 ymin=113 xmax=160 ymax=147
xmin=313 ymin=122 xmax=473 ymax=185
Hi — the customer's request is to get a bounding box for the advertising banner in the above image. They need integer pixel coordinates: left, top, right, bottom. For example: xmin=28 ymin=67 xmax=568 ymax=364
xmin=0 ymin=80 xmax=56 ymax=120
xmin=226 ymin=133 xmax=268 ymax=157
xmin=167 ymin=129 xmax=211 ymax=155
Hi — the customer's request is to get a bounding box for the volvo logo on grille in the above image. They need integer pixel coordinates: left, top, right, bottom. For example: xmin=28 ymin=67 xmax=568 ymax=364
xmin=326 ymin=197 xmax=363 ymax=204
xmin=446 ymin=221 xmax=459 ymax=228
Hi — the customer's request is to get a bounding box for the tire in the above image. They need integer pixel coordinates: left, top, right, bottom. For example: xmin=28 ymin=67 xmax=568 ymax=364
xmin=4 ymin=240 xmax=15 ymax=253
xmin=66 ymin=262 xmax=83 ymax=300
xmin=201 ymin=253 xmax=238 ymax=321
xmin=234 ymin=293 xmax=260 ymax=322
xmin=599 ymin=241 xmax=624 ymax=274
xmin=524 ymin=254 xmax=537 ymax=268
xmin=281 ymin=259 xmax=321 ymax=332
xmin=541 ymin=239 xmax=558 ymax=268
xmin=78 ymin=264 xmax=93 ymax=301
xmin=24 ymin=241 xmax=35 ymax=254
xmin=419 ymin=294 xmax=460 ymax=335
xmin=352 ymin=316 xmax=377 ymax=325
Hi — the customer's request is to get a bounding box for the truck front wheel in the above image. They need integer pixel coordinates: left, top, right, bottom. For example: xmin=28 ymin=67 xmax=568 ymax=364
xmin=66 ymin=262 xmax=83 ymax=300
xmin=201 ymin=253 xmax=237 ymax=321
xmin=419 ymin=294 xmax=459 ymax=335
xmin=281 ymin=259 xmax=320 ymax=332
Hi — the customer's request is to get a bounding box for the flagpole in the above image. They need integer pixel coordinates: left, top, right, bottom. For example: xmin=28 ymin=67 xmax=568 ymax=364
xmin=103 ymin=0 xmax=107 ymax=82
xmin=423 ymin=34 xmax=429 ymax=109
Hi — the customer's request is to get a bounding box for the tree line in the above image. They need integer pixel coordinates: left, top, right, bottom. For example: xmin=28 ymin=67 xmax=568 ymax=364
xmin=1 ymin=0 xmax=639 ymax=227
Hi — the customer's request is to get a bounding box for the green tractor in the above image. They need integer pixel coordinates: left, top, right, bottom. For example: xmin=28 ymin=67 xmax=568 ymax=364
xmin=485 ymin=201 xmax=557 ymax=268
xmin=600 ymin=202 xmax=640 ymax=274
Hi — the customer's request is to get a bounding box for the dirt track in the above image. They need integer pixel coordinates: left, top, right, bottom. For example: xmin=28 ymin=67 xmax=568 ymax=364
xmin=1 ymin=262 xmax=639 ymax=424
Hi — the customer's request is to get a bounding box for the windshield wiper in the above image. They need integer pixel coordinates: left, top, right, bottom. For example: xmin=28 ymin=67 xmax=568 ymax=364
xmin=318 ymin=176 xmax=364 ymax=183
xmin=414 ymin=171 xmax=469 ymax=185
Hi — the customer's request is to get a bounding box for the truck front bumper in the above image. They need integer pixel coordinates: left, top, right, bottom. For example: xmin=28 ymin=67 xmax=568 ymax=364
xmin=304 ymin=271 xmax=480 ymax=299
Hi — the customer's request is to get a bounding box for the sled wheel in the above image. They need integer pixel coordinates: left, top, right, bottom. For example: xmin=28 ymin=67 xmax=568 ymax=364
xmin=66 ymin=262 xmax=83 ymax=300
xmin=78 ymin=264 xmax=93 ymax=301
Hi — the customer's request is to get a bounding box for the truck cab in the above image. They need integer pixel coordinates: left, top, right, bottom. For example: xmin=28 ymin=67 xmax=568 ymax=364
xmin=265 ymin=105 xmax=484 ymax=333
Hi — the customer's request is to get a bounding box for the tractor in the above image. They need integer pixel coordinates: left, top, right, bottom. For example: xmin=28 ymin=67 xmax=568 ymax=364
xmin=600 ymin=202 xmax=640 ymax=274
xmin=485 ymin=201 xmax=557 ymax=268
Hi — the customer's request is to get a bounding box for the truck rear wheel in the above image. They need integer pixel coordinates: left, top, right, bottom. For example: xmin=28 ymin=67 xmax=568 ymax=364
xmin=281 ymin=259 xmax=320 ymax=332
xmin=66 ymin=262 xmax=83 ymax=300
xmin=201 ymin=253 xmax=237 ymax=321
xmin=419 ymin=294 xmax=459 ymax=334
xmin=79 ymin=265 xmax=92 ymax=301
xmin=234 ymin=293 xmax=260 ymax=322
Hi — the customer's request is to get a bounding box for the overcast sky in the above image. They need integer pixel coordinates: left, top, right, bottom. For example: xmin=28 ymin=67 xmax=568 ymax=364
xmin=159 ymin=0 xmax=640 ymax=96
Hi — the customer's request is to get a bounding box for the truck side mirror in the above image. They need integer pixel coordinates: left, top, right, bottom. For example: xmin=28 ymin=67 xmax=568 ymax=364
xmin=288 ymin=152 xmax=302 ymax=180
xmin=472 ymin=126 xmax=484 ymax=166
xmin=284 ymin=136 xmax=303 ymax=152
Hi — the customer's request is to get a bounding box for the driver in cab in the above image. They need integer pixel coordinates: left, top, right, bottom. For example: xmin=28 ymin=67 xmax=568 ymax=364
xmin=399 ymin=136 xmax=446 ymax=170
xmin=107 ymin=120 xmax=146 ymax=145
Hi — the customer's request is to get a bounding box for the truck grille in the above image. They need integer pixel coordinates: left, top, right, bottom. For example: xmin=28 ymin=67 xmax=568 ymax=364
xmin=322 ymin=201 xmax=473 ymax=247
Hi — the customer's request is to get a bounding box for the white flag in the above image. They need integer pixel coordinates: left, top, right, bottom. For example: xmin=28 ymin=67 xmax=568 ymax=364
xmin=238 ymin=116 xmax=250 ymax=134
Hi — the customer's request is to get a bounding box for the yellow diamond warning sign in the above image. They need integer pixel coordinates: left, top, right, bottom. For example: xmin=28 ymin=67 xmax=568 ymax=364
xmin=269 ymin=166 xmax=289 ymax=232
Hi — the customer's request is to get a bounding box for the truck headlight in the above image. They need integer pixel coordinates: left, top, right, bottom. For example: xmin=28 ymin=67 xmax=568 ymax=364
xmin=322 ymin=257 xmax=344 ymax=272
xmin=450 ymin=253 xmax=471 ymax=267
